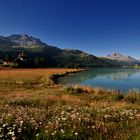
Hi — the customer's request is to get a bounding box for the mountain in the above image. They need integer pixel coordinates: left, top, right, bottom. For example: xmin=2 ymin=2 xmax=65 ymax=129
xmin=102 ymin=52 xmax=140 ymax=66
xmin=0 ymin=34 xmax=110 ymax=67
xmin=0 ymin=34 xmax=139 ymax=67
xmin=0 ymin=36 xmax=17 ymax=50
xmin=7 ymin=34 xmax=46 ymax=47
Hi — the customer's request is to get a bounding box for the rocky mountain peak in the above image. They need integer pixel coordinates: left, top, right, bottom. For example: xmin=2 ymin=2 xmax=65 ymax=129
xmin=105 ymin=52 xmax=139 ymax=64
xmin=7 ymin=34 xmax=46 ymax=47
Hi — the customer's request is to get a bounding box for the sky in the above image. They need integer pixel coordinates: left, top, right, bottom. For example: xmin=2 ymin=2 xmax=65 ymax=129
xmin=0 ymin=0 xmax=140 ymax=58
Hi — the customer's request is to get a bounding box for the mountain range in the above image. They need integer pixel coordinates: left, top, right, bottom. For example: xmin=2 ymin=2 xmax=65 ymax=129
xmin=0 ymin=34 xmax=139 ymax=67
xmin=102 ymin=52 xmax=140 ymax=66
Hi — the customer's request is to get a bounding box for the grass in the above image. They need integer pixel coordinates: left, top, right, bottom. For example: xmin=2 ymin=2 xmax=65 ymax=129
xmin=0 ymin=68 xmax=140 ymax=139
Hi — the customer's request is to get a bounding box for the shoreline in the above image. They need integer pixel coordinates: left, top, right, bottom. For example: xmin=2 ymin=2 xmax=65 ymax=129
xmin=39 ymin=68 xmax=85 ymax=86
xmin=51 ymin=68 xmax=85 ymax=84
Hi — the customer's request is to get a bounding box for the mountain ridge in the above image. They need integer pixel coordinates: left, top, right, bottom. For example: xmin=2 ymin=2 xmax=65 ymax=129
xmin=102 ymin=52 xmax=140 ymax=65
xmin=0 ymin=34 xmax=139 ymax=67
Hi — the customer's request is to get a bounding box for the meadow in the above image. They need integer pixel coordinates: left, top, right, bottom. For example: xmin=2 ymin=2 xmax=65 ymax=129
xmin=0 ymin=68 xmax=140 ymax=140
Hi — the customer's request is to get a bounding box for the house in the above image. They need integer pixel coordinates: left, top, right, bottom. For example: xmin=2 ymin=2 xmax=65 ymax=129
xmin=3 ymin=61 xmax=13 ymax=66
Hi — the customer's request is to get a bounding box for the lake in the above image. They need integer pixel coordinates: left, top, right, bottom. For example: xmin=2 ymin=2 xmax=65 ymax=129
xmin=58 ymin=68 xmax=140 ymax=92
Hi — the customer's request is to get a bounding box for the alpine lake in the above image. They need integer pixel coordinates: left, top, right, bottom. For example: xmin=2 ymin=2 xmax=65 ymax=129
xmin=58 ymin=68 xmax=140 ymax=93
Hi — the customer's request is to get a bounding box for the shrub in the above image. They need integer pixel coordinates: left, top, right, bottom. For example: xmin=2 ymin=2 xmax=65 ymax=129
xmin=125 ymin=92 xmax=140 ymax=103
xmin=111 ymin=92 xmax=124 ymax=101
xmin=40 ymin=76 xmax=55 ymax=86
xmin=64 ymin=86 xmax=75 ymax=94
xmin=64 ymin=85 xmax=86 ymax=94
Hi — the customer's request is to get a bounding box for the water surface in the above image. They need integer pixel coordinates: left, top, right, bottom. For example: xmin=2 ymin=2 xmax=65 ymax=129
xmin=58 ymin=68 xmax=140 ymax=92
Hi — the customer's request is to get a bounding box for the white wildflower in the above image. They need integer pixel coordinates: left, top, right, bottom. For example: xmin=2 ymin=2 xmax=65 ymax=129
xmin=36 ymin=133 xmax=39 ymax=137
xmin=75 ymin=132 xmax=78 ymax=135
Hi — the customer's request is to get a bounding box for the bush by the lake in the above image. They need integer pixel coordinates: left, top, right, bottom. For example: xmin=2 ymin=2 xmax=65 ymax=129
xmin=125 ymin=90 xmax=140 ymax=103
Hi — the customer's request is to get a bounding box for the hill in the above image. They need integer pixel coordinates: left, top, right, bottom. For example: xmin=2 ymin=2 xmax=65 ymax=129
xmin=0 ymin=34 xmax=139 ymax=67
xmin=0 ymin=34 xmax=109 ymax=67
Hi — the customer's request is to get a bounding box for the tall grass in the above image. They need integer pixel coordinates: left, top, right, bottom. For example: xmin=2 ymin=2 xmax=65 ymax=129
xmin=0 ymin=68 xmax=140 ymax=139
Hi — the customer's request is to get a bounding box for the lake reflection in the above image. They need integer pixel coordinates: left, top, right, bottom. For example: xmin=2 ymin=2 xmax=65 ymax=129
xmin=58 ymin=68 xmax=140 ymax=91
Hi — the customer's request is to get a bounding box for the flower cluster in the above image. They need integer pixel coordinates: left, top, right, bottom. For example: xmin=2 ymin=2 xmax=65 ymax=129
xmin=0 ymin=104 xmax=140 ymax=140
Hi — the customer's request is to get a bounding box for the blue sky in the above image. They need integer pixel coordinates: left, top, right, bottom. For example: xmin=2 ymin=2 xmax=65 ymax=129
xmin=0 ymin=0 xmax=140 ymax=58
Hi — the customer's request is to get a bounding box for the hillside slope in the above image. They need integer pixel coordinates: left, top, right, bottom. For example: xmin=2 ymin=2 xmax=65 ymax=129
xmin=0 ymin=34 xmax=139 ymax=67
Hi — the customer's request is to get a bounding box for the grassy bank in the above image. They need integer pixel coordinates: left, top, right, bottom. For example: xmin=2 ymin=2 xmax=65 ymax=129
xmin=0 ymin=68 xmax=140 ymax=140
